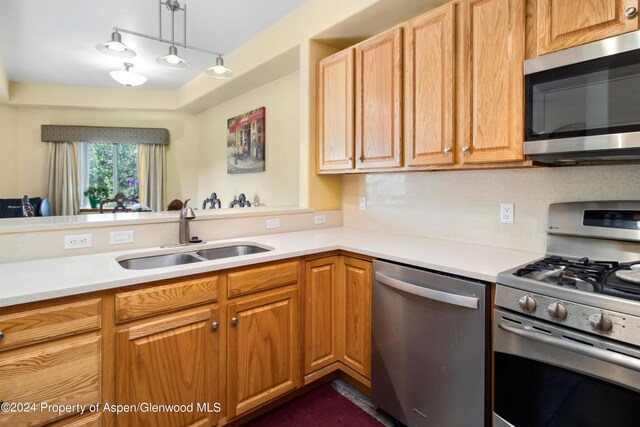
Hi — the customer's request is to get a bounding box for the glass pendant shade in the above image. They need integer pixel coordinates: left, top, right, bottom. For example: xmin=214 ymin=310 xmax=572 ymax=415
xmin=109 ymin=63 xmax=147 ymax=87
xmin=96 ymin=31 xmax=136 ymax=58
xmin=205 ymin=56 xmax=233 ymax=79
xmin=156 ymin=45 xmax=190 ymax=69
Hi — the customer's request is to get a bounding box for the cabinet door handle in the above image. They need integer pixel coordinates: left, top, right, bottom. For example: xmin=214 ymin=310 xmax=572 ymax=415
xmin=461 ymin=146 xmax=469 ymax=153
xmin=626 ymin=6 xmax=638 ymax=17
xmin=443 ymin=146 xmax=452 ymax=154
xmin=231 ymin=317 xmax=239 ymax=326
xmin=347 ymin=156 xmax=352 ymax=161
xmin=210 ymin=322 xmax=219 ymax=331
xmin=0 ymin=331 xmax=4 ymax=341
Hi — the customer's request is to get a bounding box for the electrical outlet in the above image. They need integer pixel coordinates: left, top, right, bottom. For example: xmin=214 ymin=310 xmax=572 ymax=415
xmin=110 ymin=230 xmax=134 ymax=245
xmin=266 ymin=218 xmax=281 ymax=229
xmin=64 ymin=233 xmax=93 ymax=249
xmin=359 ymin=197 xmax=366 ymax=211
xmin=314 ymin=214 xmax=326 ymax=225
xmin=500 ymin=203 xmax=515 ymax=224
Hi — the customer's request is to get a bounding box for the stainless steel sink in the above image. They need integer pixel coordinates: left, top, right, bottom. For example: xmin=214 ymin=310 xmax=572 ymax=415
xmin=196 ymin=245 xmax=270 ymax=260
xmin=118 ymin=243 xmax=272 ymax=270
xmin=118 ymin=252 xmax=203 ymax=270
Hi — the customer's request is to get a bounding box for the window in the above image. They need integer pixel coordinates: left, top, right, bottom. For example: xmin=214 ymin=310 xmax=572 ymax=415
xmin=78 ymin=143 xmax=139 ymax=207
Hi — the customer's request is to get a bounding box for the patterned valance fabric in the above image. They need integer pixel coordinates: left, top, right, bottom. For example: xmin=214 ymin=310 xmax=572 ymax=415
xmin=41 ymin=125 xmax=169 ymax=145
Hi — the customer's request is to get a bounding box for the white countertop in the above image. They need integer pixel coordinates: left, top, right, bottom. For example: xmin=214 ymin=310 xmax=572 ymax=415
xmin=0 ymin=227 xmax=543 ymax=307
xmin=0 ymin=206 xmax=309 ymax=234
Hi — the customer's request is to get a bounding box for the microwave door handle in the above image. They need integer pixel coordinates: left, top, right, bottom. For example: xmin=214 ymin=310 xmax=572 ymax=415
xmin=375 ymin=272 xmax=479 ymax=309
xmin=498 ymin=322 xmax=640 ymax=373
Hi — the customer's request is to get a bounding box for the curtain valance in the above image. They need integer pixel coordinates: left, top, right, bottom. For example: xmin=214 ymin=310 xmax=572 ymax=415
xmin=41 ymin=125 xmax=169 ymax=145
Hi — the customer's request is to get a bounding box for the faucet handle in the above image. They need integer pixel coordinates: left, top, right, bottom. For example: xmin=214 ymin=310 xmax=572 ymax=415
xmin=181 ymin=199 xmax=196 ymax=220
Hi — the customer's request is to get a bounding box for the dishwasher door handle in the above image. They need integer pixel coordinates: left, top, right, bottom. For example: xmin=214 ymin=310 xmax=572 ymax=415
xmin=375 ymin=272 xmax=479 ymax=309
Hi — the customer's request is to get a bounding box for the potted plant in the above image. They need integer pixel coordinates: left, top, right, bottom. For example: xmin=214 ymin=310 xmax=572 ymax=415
xmin=84 ymin=185 xmax=109 ymax=208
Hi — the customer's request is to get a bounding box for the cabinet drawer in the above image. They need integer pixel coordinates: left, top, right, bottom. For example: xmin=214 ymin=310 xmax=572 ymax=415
xmin=227 ymin=260 xmax=299 ymax=298
xmin=0 ymin=299 xmax=101 ymax=352
xmin=116 ymin=275 xmax=219 ymax=323
xmin=0 ymin=337 xmax=101 ymax=426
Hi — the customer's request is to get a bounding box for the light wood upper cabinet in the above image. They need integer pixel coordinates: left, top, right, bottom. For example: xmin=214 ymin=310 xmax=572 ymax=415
xmin=339 ymin=257 xmax=372 ymax=378
xmin=227 ymin=287 xmax=299 ymax=419
xmin=459 ymin=0 xmax=525 ymax=164
xmin=536 ymin=0 xmax=639 ymax=55
xmin=355 ymin=27 xmax=403 ymax=169
xmin=117 ymin=307 xmax=219 ymax=427
xmin=405 ymin=3 xmax=456 ymax=167
xmin=318 ymin=49 xmax=355 ymax=171
xmin=0 ymin=337 xmax=101 ymax=426
xmin=304 ymin=257 xmax=340 ymax=375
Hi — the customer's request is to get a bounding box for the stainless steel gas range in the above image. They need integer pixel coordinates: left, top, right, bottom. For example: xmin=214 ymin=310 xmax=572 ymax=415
xmin=493 ymin=201 xmax=640 ymax=427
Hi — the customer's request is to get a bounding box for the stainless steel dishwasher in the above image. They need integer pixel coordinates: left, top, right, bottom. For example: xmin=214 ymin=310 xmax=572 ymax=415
xmin=372 ymin=260 xmax=489 ymax=427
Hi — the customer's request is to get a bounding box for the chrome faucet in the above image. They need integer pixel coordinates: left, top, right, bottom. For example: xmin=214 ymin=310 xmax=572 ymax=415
xmin=179 ymin=199 xmax=196 ymax=244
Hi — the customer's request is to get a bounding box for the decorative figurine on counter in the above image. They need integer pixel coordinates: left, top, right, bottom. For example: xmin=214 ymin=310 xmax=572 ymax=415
xmin=253 ymin=195 xmax=262 ymax=207
xmin=21 ymin=195 xmax=35 ymax=217
xmin=229 ymin=193 xmax=252 ymax=208
xmin=202 ymin=192 xmax=222 ymax=209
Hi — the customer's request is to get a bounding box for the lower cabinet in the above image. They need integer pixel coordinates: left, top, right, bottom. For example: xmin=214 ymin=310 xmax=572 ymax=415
xmin=226 ymin=287 xmax=299 ymax=419
xmin=340 ymin=256 xmax=372 ymax=378
xmin=116 ymin=306 xmax=220 ymax=427
xmin=0 ymin=336 xmax=101 ymax=426
xmin=304 ymin=255 xmax=372 ymax=380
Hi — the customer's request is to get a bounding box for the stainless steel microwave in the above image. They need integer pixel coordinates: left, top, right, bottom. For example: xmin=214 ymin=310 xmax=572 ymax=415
xmin=524 ymin=30 xmax=640 ymax=165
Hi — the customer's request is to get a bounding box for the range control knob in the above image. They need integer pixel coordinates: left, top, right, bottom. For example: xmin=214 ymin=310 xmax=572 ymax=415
xmin=589 ymin=313 xmax=613 ymax=333
xmin=547 ymin=302 xmax=567 ymax=320
xmin=518 ymin=295 xmax=537 ymax=312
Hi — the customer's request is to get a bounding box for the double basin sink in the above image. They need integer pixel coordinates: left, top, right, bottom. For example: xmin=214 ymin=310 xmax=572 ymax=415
xmin=118 ymin=243 xmax=271 ymax=270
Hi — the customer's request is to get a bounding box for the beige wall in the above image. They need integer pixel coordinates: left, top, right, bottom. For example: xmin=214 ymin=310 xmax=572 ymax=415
xmin=342 ymin=165 xmax=640 ymax=253
xmin=0 ymin=106 xmax=198 ymax=203
xmin=196 ymin=71 xmax=300 ymax=209
xmin=0 ymin=104 xmax=17 ymax=198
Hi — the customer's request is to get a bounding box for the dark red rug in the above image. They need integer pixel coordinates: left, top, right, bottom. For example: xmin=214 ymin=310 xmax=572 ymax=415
xmin=244 ymin=383 xmax=383 ymax=426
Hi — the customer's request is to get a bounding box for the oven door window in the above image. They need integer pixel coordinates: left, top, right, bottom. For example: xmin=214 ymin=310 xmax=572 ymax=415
xmin=494 ymin=352 xmax=640 ymax=427
xmin=525 ymin=49 xmax=640 ymax=141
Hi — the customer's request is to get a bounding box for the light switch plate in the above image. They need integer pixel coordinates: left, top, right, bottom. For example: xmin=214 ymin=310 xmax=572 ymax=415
xmin=359 ymin=197 xmax=366 ymax=211
xmin=64 ymin=233 xmax=92 ymax=249
xmin=266 ymin=218 xmax=281 ymax=229
xmin=314 ymin=214 xmax=326 ymax=225
xmin=110 ymin=230 xmax=134 ymax=245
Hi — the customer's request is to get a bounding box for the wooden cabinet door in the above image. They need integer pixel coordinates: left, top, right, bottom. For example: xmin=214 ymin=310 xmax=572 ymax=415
xmin=537 ymin=0 xmax=638 ymax=55
xmin=0 ymin=337 xmax=101 ymax=426
xmin=405 ymin=3 xmax=456 ymax=167
xmin=339 ymin=257 xmax=372 ymax=378
xmin=227 ymin=288 xmax=298 ymax=419
xmin=318 ymin=49 xmax=355 ymax=172
xmin=304 ymin=257 xmax=340 ymax=375
xmin=355 ymin=27 xmax=403 ymax=169
xmin=117 ymin=307 xmax=219 ymax=427
xmin=459 ymin=0 xmax=525 ymax=165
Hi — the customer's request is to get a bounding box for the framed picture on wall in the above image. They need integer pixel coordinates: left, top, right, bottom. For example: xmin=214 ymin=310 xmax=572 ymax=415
xmin=227 ymin=107 xmax=266 ymax=174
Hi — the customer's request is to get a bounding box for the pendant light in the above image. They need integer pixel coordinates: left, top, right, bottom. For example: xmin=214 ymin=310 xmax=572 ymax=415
xmin=109 ymin=63 xmax=148 ymax=87
xmin=96 ymin=31 xmax=136 ymax=58
xmin=205 ymin=56 xmax=233 ymax=79
xmin=157 ymin=45 xmax=190 ymax=69
xmin=97 ymin=1 xmax=232 ymax=82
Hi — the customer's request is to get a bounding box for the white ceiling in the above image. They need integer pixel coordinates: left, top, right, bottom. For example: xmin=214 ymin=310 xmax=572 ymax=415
xmin=0 ymin=0 xmax=306 ymax=89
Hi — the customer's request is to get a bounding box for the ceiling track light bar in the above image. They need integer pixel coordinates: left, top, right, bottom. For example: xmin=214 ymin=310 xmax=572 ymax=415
xmin=112 ymin=27 xmax=223 ymax=57
xmin=98 ymin=0 xmax=233 ymax=85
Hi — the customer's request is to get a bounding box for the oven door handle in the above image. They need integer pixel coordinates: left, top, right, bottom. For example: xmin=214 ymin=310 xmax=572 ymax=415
xmin=375 ymin=272 xmax=479 ymax=309
xmin=498 ymin=322 xmax=640 ymax=372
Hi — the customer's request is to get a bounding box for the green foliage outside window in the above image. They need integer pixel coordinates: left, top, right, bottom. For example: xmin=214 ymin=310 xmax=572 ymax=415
xmin=88 ymin=143 xmax=138 ymax=199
